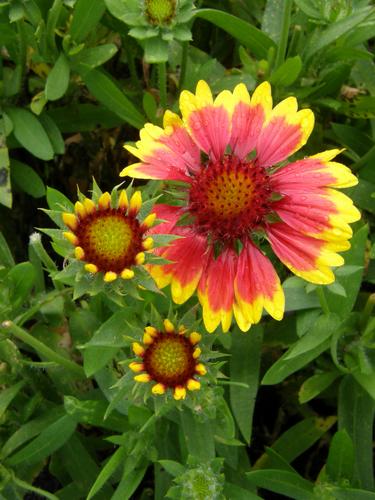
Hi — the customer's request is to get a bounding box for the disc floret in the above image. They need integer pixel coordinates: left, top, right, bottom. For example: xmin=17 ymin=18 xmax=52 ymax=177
xmin=62 ymin=189 xmax=156 ymax=282
xmin=130 ymin=319 xmax=206 ymax=400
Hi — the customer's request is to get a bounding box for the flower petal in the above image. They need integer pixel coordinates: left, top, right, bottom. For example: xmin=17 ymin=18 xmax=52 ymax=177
xmin=121 ymin=113 xmax=200 ymax=181
xmin=267 ymin=222 xmax=345 ymax=284
xmin=233 ymin=241 xmax=284 ymax=332
xmin=256 ymin=96 xmax=314 ymax=167
xmin=272 ymin=150 xmax=358 ymax=190
xmin=198 ymin=247 xmax=237 ymax=333
xmin=149 ymin=228 xmax=209 ymax=304
xmin=229 ymin=83 xmax=269 ymax=159
xmin=180 ymin=80 xmax=232 ymax=161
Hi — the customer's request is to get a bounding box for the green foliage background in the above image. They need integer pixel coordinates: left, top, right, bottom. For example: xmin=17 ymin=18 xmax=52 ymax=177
xmin=0 ymin=0 xmax=375 ymax=498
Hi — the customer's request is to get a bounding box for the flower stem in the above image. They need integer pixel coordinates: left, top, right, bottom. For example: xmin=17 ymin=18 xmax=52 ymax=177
xmin=316 ymin=286 xmax=330 ymax=315
xmin=0 ymin=320 xmax=85 ymax=378
xmin=179 ymin=41 xmax=188 ymax=89
xmin=274 ymin=0 xmax=292 ymax=69
xmin=158 ymin=62 xmax=167 ymax=109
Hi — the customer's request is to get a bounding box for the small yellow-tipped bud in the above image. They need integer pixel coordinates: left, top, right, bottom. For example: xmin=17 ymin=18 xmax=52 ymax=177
xmin=143 ymin=332 xmax=154 ymax=345
xmin=83 ymin=198 xmax=96 ymax=214
xmin=74 ymin=201 xmax=86 ymax=218
xmin=120 ymin=268 xmax=135 ymax=280
xmin=129 ymin=191 xmax=142 ymax=214
xmin=178 ymin=325 xmax=187 ymax=335
xmin=63 ymin=232 xmax=78 ymax=245
xmin=98 ymin=192 xmax=111 ymax=210
xmin=104 ymin=271 xmax=117 ymax=282
xmin=129 ymin=362 xmax=144 ymax=373
xmin=62 ymin=212 xmax=78 ymax=230
xmin=142 ymin=212 xmax=156 ymax=229
xmin=145 ymin=326 xmax=158 ymax=337
xmin=195 ymin=363 xmax=207 ymax=376
xmin=152 ymin=383 xmax=166 ymax=395
xmin=135 ymin=252 xmax=145 ymax=265
xmin=193 ymin=347 xmax=201 ymax=359
xmin=74 ymin=246 xmax=85 ymax=260
xmin=85 ymin=263 xmax=98 ymax=274
xmin=132 ymin=342 xmax=145 ymax=356
xmin=163 ymin=319 xmax=174 ymax=333
xmin=187 ymin=378 xmax=201 ymax=391
xmin=118 ymin=190 xmax=128 ymax=210
xmin=142 ymin=237 xmax=154 ymax=250
xmin=173 ymin=386 xmax=186 ymax=400
xmin=189 ymin=332 xmax=201 ymax=345
xmin=134 ymin=373 xmax=151 ymax=383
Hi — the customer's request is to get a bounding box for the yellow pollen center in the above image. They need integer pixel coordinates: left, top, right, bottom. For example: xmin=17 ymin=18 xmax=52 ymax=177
xmin=88 ymin=215 xmax=132 ymax=260
xmin=206 ymin=170 xmax=255 ymax=218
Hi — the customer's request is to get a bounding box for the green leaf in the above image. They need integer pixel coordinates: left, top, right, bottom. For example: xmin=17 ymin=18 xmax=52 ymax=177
xmin=298 ymin=371 xmax=339 ymax=404
xmin=144 ymin=37 xmax=169 ymax=63
xmin=58 ymin=434 xmax=114 ymax=499
xmin=64 ymin=396 xmax=128 ymax=432
xmin=69 ymin=0 xmax=106 ymax=42
xmin=1 ymin=406 xmax=64 ymax=459
xmin=325 ymin=225 xmax=368 ymax=315
xmin=38 ymin=114 xmax=65 ymax=155
xmin=46 ymin=186 xmax=74 ymax=212
xmin=331 ymin=123 xmax=373 ymax=157
xmin=7 ymin=415 xmax=77 ymax=466
xmin=7 ymin=261 xmax=36 ymax=308
xmin=195 ymin=9 xmax=276 ymax=59
xmin=11 ymin=159 xmax=45 ymax=198
xmin=329 ymin=488 xmax=375 ymax=500
xmin=269 ymin=416 xmax=336 ymax=464
xmin=87 ymin=446 xmax=126 ymax=500
xmin=304 ymin=7 xmax=372 ymax=60
xmin=347 ymin=180 xmax=375 ymax=214
xmin=270 ymin=56 xmax=302 ymax=87
xmin=0 ymin=143 xmax=12 ymax=208
xmin=0 ymin=231 xmax=15 ymax=267
xmin=0 ymin=381 xmax=25 ymax=420
xmin=71 ymin=43 xmax=118 ymax=70
xmin=230 ymin=325 xmax=263 ymax=444
xmin=158 ymin=460 xmax=185 ymax=478
xmin=284 ymin=313 xmax=340 ymax=360
xmin=338 ymin=376 xmax=375 ymax=490
xmin=83 ymin=309 xmax=134 ymax=348
xmin=246 ymin=470 xmax=314 ymax=500
xmin=81 ymin=69 xmax=145 ymax=129
xmin=180 ymin=410 xmax=215 ymax=462
xmin=111 ymin=461 xmax=148 ymax=500
xmin=83 ymin=346 xmax=119 ymax=377
xmin=262 ymin=0 xmax=285 ymax=44
xmin=48 ymin=103 xmax=122 ymax=133
xmin=352 ymin=371 xmax=375 ymax=402
xmin=262 ymin=336 xmax=331 ymax=385
xmin=326 ymin=430 xmax=354 ymax=483
xmin=6 ymin=107 xmax=54 ymax=161
xmin=45 ymin=53 xmax=70 ymax=101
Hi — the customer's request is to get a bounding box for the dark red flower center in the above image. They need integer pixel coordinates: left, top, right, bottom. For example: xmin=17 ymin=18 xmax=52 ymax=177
xmin=75 ymin=209 xmax=143 ymax=273
xmin=188 ymin=155 xmax=272 ymax=242
xmin=143 ymin=333 xmax=196 ymax=387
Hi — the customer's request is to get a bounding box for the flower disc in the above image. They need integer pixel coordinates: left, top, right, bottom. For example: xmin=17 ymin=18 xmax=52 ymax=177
xmin=188 ymin=155 xmax=272 ymax=241
xmin=145 ymin=0 xmax=176 ymax=25
xmin=75 ymin=210 xmax=143 ymax=273
xmin=143 ymin=334 xmax=196 ymax=387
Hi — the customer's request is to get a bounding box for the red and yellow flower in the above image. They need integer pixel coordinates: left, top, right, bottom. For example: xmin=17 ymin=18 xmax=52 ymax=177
xmin=62 ymin=189 xmax=156 ymax=282
xmin=121 ymin=81 xmax=360 ymax=332
xmin=130 ymin=319 xmax=206 ymax=400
